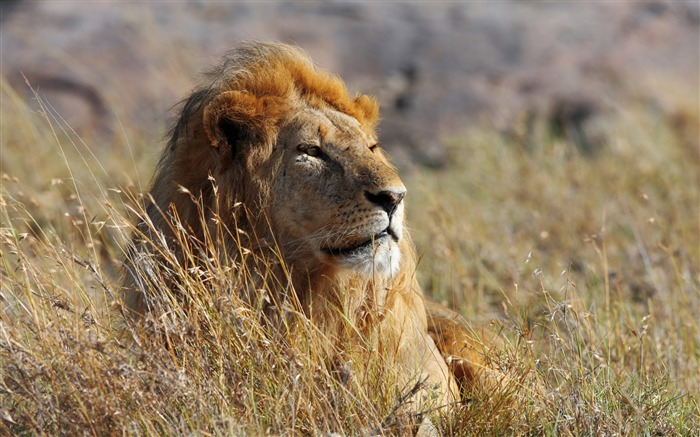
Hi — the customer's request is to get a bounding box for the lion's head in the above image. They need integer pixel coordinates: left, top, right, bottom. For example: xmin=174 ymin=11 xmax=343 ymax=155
xmin=130 ymin=42 xmax=414 ymax=303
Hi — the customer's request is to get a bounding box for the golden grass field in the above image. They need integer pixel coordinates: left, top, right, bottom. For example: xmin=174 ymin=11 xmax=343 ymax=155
xmin=0 ymin=72 xmax=698 ymax=435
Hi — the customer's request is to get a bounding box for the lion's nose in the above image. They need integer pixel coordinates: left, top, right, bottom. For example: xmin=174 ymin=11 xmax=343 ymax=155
xmin=365 ymin=189 xmax=406 ymax=217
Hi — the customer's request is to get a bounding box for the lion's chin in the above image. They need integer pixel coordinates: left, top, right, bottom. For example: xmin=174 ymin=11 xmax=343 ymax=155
xmin=326 ymin=236 xmax=402 ymax=279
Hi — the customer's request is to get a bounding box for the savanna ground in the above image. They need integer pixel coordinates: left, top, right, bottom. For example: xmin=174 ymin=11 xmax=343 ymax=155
xmin=0 ymin=70 xmax=698 ymax=435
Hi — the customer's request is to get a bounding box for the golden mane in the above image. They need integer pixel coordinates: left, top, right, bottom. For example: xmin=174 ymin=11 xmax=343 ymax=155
xmin=170 ymin=42 xmax=379 ymax=151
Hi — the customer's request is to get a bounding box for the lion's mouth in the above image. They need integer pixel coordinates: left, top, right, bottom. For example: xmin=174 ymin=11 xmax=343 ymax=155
xmin=324 ymin=227 xmax=399 ymax=257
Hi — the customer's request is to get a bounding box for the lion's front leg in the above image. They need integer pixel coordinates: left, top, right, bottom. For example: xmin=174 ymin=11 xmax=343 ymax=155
xmin=391 ymin=305 xmax=460 ymax=409
xmin=425 ymin=300 xmax=508 ymax=395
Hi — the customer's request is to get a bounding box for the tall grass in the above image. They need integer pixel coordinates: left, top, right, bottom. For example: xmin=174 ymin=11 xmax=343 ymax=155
xmin=1 ymin=76 xmax=698 ymax=435
xmin=406 ymin=97 xmax=700 ymax=435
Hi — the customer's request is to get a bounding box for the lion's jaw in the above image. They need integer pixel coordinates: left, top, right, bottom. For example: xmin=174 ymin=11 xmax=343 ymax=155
xmin=322 ymin=204 xmax=404 ymax=279
xmin=268 ymin=106 xmax=406 ymax=280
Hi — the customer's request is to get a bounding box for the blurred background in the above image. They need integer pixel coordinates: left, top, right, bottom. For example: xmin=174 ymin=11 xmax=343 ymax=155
xmin=2 ymin=0 xmax=698 ymax=169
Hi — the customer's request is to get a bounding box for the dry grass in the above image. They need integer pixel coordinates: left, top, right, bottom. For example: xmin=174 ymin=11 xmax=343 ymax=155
xmin=0 ymin=74 xmax=698 ymax=436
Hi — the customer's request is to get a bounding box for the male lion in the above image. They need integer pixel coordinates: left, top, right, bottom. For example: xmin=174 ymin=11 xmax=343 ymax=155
xmin=123 ymin=41 xmax=502 ymax=414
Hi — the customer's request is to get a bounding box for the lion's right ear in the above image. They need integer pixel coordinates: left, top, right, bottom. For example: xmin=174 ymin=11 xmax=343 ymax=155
xmin=203 ymin=91 xmax=285 ymax=159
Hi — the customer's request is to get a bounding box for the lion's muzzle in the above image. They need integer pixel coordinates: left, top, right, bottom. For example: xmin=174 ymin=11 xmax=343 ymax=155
xmin=321 ymin=186 xmax=405 ymax=278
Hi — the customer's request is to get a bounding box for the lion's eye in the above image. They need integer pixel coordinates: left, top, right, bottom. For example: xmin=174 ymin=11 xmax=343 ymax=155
xmin=299 ymin=145 xmax=322 ymax=157
xmin=369 ymin=143 xmax=380 ymax=153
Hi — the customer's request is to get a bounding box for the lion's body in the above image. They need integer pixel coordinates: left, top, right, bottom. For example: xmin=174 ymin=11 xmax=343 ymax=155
xmin=123 ymin=42 xmax=500 ymax=408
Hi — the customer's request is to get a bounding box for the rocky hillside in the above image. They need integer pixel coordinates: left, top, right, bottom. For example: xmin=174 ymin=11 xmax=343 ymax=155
xmin=1 ymin=1 xmax=697 ymax=167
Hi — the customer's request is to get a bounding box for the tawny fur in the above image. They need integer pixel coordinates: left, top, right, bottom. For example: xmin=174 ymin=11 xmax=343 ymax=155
xmin=122 ymin=41 xmax=501 ymax=407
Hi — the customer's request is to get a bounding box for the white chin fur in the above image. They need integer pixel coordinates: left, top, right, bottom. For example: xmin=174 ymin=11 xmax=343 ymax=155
xmin=337 ymin=240 xmax=401 ymax=278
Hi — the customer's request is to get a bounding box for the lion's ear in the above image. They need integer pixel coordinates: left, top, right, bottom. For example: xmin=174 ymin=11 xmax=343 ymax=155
xmin=352 ymin=94 xmax=380 ymax=132
xmin=203 ymin=91 xmax=284 ymax=158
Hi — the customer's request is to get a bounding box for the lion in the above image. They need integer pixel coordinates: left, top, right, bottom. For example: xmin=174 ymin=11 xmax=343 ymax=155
xmin=122 ymin=41 xmax=505 ymax=415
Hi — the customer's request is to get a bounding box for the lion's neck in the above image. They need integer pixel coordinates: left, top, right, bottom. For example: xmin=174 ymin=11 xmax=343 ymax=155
xmin=242 ymin=232 xmax=423 ymax=345
xmin=296 ymin=257 xmax=415 ymax=331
